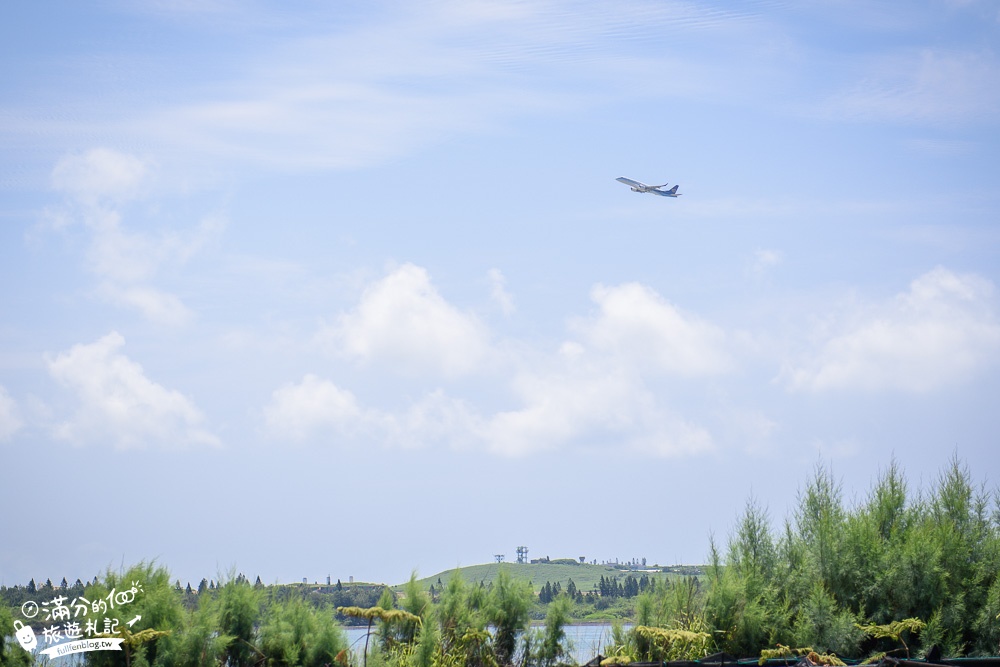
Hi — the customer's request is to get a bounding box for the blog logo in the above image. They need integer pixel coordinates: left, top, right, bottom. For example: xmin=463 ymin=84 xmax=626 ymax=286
xmin=14 ymin=581 xmax=143 ymax=660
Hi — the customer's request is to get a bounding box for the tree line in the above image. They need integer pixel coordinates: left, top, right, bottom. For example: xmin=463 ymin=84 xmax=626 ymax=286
xmin=2 ymin=457 xmax=998 ymax=667
xmin=600 ymin=457 xmax=999 ymax=663
xmin=525 ymin=457 xmax=1000 ymax=663
xmin=1 ymin=564 xmax=574 ymax=667
xmin=535 ymin=574 xmax=657 ymax=605
xmin=695 ymin=457 xmax=1000 ymax=659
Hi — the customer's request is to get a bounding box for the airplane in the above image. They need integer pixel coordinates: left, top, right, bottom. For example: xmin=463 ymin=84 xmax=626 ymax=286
xmin=616 ymin=177 xmax=681 ymax=197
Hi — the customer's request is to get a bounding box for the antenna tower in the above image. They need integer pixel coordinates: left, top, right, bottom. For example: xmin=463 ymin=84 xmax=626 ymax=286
xmin=516 ymin=546 xmax=528 ymax=564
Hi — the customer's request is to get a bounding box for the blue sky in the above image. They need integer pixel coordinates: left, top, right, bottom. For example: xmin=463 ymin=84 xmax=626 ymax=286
xmin=2 ymin=0 xmax=999 ymax=588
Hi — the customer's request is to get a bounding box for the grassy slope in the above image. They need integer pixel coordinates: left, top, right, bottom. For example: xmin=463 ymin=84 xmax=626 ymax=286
xmin=409 ymin=562 xmax=702 ymax=593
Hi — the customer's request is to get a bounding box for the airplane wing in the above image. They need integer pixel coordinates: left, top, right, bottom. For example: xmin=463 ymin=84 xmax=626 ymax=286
xmin=616 ymin=177 xmax=645 ymax=188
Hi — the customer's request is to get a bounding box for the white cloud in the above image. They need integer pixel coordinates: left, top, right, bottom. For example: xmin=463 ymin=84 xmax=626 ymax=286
xmin=263 ymin=353 xmax=716 ymax=458
xmin=389 ymin=390 xmax=482 ymax=450
xmin=320 ymin=263 xmax=490 ymax=377
xmin=85 ymin=209 xmax=160 ymax=283
xmin=51 ymin=148 xmax=149 ymax=204
xmin=488 ymin=268 xmax=515 ymax=316
xmin=263 ymin=374 xmax=365 ymax=440
xmin=0 ymin=386 xmax=22 ymax=441
xmin=99 ymin=284 xmax=194 ymax=327
xmin=479 ymin=291 xmax=727 ymax=457
xmin=82 ymin=210 xmax=224 ymax=285
xmin=47 ymin=150 xmax=225 ymax=324
xmin=263 ymin=376 xmax=482 ymax=450
xmin=298 ymin=276 xmax=729 ymax=458
xmin=46 ymin=332 xmax=219 ymax=448
xmin=822 ymin=49 xmax=1000 ymax=124
xmin=783 ymin=267 xmax=1000 ymax=392
xmin=123 ymin=6 xmax=577 ymax=173
xmin=577 ymin=282 xmax=731 ymax=376
xmin=751 ymin=248 xmax=783 ymax=276
xmin=630 ymin=417 xmax=715 ymax=459
xmin=2 ymin=2 xmax=781 ymax=177
xmin=484 ymin=357 xmax=714 ymax=458
xmin=485 ymin=360 xmax=641 ymax=457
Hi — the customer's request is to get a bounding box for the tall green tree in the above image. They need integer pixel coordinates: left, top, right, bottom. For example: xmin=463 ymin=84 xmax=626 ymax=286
xmin=217 ymin=575 xmax=264 ymax=667
xmin=705 ymin=498 xmax=786 ymax=657
xmin=153 ymin=593 xmax=232 ymax=667
xmin=437 ymin=574 xmax=491 ymax=667
xmin=83 ymin=561 xmax=185 ymax=667
xmin=704 ymin=457 xmax=1000 ymax=660
xmin=258 ymin=596 xmax=348 ymax=667
xmin=409 ymin=608 xmax=439 ymax=667
xmin=485 ymin=569 xmax=531 ymax=666
xmin=535 ymin=595 xmax=571 ymax=667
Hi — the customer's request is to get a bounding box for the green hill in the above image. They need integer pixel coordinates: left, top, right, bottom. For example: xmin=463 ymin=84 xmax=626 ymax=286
xmin=408 ymin=561 xmax=703 ymax=593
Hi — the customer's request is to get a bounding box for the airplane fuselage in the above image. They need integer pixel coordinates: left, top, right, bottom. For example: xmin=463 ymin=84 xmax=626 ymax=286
xmin=617 ymin=177 xmax=680 ymax=197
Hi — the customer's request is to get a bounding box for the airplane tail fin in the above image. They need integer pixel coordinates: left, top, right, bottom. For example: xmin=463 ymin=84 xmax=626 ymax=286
xmin=667 ymin=185 xmax=679 ymax=194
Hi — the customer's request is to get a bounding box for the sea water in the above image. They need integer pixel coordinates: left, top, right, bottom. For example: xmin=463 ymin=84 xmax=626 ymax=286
xmin=344 ymin=623 xmax=627 ymax=665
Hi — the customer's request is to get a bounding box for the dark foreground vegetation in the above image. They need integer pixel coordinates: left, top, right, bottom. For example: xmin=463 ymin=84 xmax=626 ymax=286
xmin=2 ymin=457 xmax=998 ymax=667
